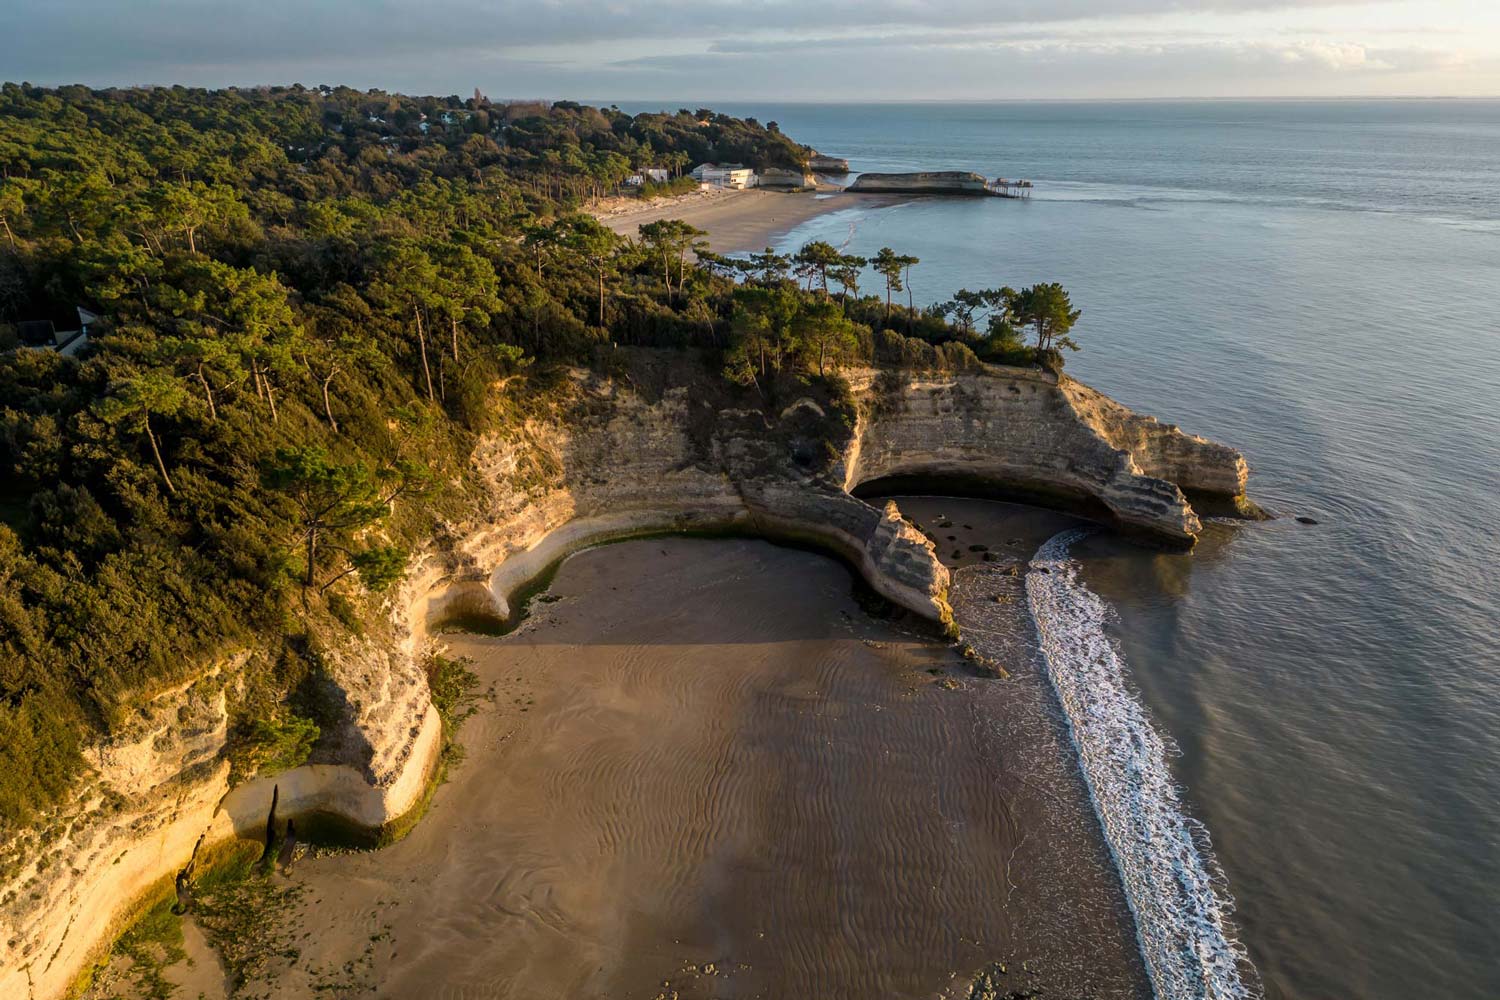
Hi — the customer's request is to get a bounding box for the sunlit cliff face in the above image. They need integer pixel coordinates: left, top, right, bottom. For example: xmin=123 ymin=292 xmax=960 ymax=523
xmin=2 ymin=0 xmax=1496 ymax=99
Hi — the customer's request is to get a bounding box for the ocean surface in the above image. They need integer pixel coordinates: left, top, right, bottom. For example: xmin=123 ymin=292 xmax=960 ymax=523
xmin=677 ymin=100 xmax=1500 ymax=1000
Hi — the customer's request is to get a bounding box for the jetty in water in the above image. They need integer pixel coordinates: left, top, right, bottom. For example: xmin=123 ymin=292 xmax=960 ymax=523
xmin=986 ymin=177 xmax=1034 ymax=198
xmin=844 ymin=170 xmax=1033 ymax=197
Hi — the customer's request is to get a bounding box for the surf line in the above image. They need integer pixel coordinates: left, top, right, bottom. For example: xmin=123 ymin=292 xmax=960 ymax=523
xmin=1026 ymin=529 xmax=1257 ymax=1000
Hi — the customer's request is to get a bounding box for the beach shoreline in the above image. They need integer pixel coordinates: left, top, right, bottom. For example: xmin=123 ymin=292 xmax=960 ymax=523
xmin=121 ymin=528 xmax=1147 ymax=1000
xmin=594 ymin=186 xmax=892 ymax=253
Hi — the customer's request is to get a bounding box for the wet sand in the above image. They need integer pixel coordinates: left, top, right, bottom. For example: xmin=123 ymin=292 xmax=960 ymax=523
xmin=892 ymin=497 xmax=1151 ymax=998
xmin=273 ymin=525 xmax=1148 ymax=999
xmin=146 ymin=517 xmax=1148 ymax=999
xmin=595 ymin=187 xmax=873 ymax=253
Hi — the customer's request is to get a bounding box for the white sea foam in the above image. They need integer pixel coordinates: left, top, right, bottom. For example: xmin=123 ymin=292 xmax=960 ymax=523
xmin=1026 ymin=529 xmax=1257 ymax=1000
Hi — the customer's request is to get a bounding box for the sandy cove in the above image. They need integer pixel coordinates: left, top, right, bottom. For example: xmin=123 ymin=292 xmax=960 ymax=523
xmin=120 ymin=529 xmax=1146 ymax=1000
xmin=28 ymin=363 xmax=1250 ymax=1000
xmin=594 ymin=186 xmax=885 ymax=253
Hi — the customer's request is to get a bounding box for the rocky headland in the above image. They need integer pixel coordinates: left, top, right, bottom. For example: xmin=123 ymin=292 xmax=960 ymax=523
xmin=0 ymin=358 xmax=1251 ymax=1000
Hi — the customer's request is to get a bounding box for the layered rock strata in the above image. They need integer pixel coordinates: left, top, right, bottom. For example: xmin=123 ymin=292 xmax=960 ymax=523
xmin=1 ymin=361 xmax=1250 ymax=1000
xmin=808 ymin=154 xmax=850 ymax=173
xmin=843 ymin=367 xmax=1250 ymax=543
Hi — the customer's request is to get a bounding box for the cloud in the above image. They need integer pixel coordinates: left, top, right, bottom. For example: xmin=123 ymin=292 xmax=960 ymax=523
xmin=0 ymin=0 xmax=1490 ymax=98
xmin=0 ymin=0 xmax=1371 ymax=70
xmin=626 ymin=36 xmax=1467 ymax=77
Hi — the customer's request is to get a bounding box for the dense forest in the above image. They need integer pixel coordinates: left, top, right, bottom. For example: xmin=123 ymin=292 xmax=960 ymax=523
xmin=0 ymin=83 xmax=1078 ymax=831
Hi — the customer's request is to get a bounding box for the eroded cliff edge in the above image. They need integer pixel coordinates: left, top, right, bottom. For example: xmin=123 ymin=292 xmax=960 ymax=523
xmin=0 ymin=361 xmax=1251 ymax=1000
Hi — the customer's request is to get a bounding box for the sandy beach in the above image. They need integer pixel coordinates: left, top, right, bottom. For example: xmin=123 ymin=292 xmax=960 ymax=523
xmin=594 ymin=187 xmax=874 ymax=253
xmin=129 ymin=517 xmax=1149 ymax=1000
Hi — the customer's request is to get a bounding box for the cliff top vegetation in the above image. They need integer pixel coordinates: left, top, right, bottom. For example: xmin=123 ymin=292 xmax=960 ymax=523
xmin=0 ymin=83 xmax=1079 ymax=832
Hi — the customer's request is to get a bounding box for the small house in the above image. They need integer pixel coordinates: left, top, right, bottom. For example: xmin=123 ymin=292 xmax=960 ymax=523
xmin=16 ymin=306 xmax=97 ymax=357
xmin=625 ymin=168 xmax=671 ymax=187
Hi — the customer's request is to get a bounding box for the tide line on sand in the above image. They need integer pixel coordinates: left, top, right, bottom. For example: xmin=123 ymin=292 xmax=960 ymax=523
xmin=1027 ymin=529 xmax=1258 ymax=1000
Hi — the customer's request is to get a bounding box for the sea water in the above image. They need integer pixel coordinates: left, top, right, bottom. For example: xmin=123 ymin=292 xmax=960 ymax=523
xmin=673 ymin=100 xmax=1500 ymax=1000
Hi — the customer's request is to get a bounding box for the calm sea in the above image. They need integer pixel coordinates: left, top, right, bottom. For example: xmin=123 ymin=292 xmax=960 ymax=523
xmin=692 ymin=100 xmax=1500 ymax=1000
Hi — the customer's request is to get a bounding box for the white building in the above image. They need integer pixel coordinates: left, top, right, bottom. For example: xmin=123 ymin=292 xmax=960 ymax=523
xmin=625 ymin=167 xmax=671 ymax=187
xmin=692 ymin=163 xmax=758 ymax=189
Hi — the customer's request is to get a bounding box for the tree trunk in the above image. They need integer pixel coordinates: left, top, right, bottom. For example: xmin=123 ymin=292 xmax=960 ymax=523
xmin=905 ymin=270 xmax=914 ymax=331
xmin=321 ymin=374 xmax=339 ymax=433
xmin=265 ymin=378 xmax=279 ymax=423
xmin=415 ymin=306 xmax=435 ymax=401
xmin=597 ymin=268 xmax=606 ymax=328
xmin=0 ymin=216 xmax=14 ymax=250
xmin=305 ymin=527 xmax=317 ymax=589
xmin=450 ymin=315 xmax=460 ymax=362
xmin=144 ymin=415 xmax=176 ymax=494
xmin=195 ymin=365 xmax=217 ymax=421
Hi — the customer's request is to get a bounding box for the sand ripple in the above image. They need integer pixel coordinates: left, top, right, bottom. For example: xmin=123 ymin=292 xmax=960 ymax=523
xmin=251 ymin=532 xmax=1149 ymax=1000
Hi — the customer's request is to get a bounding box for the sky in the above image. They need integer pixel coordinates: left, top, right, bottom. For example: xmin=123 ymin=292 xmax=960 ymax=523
xmin=2 ymin=1 xmax=1498 ymax=101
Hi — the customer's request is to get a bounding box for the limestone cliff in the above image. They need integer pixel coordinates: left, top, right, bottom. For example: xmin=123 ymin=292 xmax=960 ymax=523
xmin=808 ymin=154 xmax=850 ymax=174
xmin=756 ymin=166 xmax=816 ymax=189
xmin=0 ymin=362 xmax=1251 ymax=1000
xmin=843 ymin=366 xmax=1250 ymax=543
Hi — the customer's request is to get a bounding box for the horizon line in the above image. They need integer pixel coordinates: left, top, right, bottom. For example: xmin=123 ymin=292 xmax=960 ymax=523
xmin=8 ymin=81 xmax=1500 ymax=104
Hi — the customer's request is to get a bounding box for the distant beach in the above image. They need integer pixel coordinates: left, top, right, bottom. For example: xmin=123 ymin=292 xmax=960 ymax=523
xmin=595 ymin=186 xmax=879 ymax=253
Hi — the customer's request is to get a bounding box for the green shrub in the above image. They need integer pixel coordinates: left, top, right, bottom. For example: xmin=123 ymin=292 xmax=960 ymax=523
xmin=425 ymin=653 xmax=479 ymax=730
xmin=230 ymin=713 xmax=320 ymax=783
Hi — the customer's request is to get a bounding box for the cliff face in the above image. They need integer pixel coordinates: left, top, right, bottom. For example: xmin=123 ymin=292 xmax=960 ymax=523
xmin=808 ymin=155 xmax=850 ymax=173
xmin=757 ymin=167 xmax=816 ymax=188
xmin=843 ymin=367 xmax=1249 ymax=543
xmin=846 ymin=171 xmax=989 ymax=195
xmin=1055 ymin=378 xmax=1251 ymax=503
xmin=0 ymin=363 xmax=1250 ymax=1000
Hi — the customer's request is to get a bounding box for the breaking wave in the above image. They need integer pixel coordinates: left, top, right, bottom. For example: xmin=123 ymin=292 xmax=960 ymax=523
xmin=1026 ymin=529 xmax=1257 ymax=1000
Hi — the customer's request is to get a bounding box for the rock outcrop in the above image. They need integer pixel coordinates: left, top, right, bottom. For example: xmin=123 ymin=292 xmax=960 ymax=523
xmin=847 ymin=171 xmax=990 ymax=195
xmin=808 ymin=154 xmax=850 ymax=174
xmin=756 ymin=166 xmax=816 ymax=189
xmin=0 ymin=361 xmax=1251 ymax=1000
xmin=843 ymin=367 xmax=1250 ymax=543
